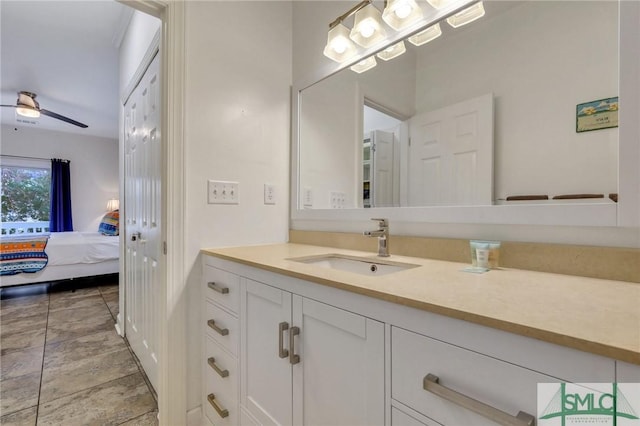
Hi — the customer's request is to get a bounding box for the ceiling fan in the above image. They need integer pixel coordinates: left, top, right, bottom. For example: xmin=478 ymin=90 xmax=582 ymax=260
xmin=1 ymin=91 xmax=88 ymax=128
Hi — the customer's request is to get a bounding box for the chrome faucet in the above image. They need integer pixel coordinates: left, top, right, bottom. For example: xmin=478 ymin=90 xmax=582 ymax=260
xmin=364 ymin=218 xmax=389 ymax=257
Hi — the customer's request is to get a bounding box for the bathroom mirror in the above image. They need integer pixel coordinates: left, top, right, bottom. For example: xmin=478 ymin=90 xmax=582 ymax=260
xmin=297 ymin=1 xmax=620 ymax=210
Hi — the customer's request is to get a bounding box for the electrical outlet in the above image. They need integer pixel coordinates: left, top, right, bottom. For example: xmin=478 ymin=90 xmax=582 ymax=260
xmin=264 ymin=184 xmax=276 ymax=205
xmin=330 ymin=191 xmax=346 ymax=209
xmin=303 ymin=188 xmax=313 ymax=207
xmin=208 ymin=180 xmax=239 ymax=204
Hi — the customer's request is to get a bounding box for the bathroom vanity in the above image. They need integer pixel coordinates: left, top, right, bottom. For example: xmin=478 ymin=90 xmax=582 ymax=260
xmin=200 ymin=244 xmax=640 ymax=426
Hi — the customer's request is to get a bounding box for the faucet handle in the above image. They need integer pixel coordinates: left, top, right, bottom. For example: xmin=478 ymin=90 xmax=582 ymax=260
xmin=371 ymin=218 xmax=388 ymax=228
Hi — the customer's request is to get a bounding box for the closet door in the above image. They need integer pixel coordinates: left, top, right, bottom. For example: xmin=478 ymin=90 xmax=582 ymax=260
xmin=124 ymin=52 xmax=161 ymax=390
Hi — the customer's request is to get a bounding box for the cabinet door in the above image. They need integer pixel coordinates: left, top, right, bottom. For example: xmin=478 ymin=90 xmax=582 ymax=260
xmin=242 ymin=279 xmax=293 ymax=426
xmin=292 ymin=296 xmax=385 ymax=426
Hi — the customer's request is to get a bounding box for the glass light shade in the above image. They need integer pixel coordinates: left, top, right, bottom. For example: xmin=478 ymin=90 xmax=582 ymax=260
xmin=349 ymin=4 xmax=387 ymax=48
xmin=446 ymin=2 xmax=485 ymax=28
xmin=408 ymin=23 xmax=442 ymax=46
xmin=16 ymin=107 xmax=40 ymax=118
xmin=425 ymin=0 xmax=452 ymax=10
xmin=381 ymin=0 xmax=423 ymax=30
xmin=377 ymin=41 xmax=406 ymax=61
xmin=323 ymin=23 xmax=358 ymax=63
xmin=106 ymin=198 xmax=120 ymax=211
xmin=350 ymin=56 xmax=377 ymax=74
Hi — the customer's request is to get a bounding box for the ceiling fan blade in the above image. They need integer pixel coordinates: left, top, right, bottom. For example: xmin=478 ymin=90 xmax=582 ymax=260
xmin=0 ymin=104 xmax=18 ymax=108
xmin=40 ymin=109 xmax=88 ymax=128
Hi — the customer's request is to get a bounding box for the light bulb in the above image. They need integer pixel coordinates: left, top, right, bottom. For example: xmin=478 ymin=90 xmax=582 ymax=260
xmin=332 ymin=37 xmax=348 ymax=54
xmin=395 ymin=2 xmax=412 ymax=19
xmin=359 ymin=19 xmax=376 ymax=38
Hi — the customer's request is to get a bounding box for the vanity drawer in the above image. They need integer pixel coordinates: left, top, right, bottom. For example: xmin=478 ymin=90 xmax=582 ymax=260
xmin=391 ymin=326 xmax=550 ymax=426
xmin=204 ymin=300 xmax=239 ymax=356
xmin=203 ymin=335 xmax=238 ymax=426
xmin=203 ymin=264 xmax=240 ymax=314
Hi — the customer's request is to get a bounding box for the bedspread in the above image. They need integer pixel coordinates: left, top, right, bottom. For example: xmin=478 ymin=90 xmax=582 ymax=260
xmin=0 ymin=235 xmax=50 ymax=275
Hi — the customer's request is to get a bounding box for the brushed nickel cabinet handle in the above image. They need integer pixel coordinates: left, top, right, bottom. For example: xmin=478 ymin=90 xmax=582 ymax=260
xmin=207 ymin=319 xmax=229 ymax=336
xmin=207 ymin=393 xmax=229 ymax=418
xmin=289 ymin=326 xmax=300 ymax=365
xmin=423 ymin=374 xmax=534 ymax=426
xmin=207 ymin=357 xmax=229 ymax=378
xmin=208 ymin=281 xmax=229 ymax=294
xmin=278 ymin=322 xmax=289 ymax=359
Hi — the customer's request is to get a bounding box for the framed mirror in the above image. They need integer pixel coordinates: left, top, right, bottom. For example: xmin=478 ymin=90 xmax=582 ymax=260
xmin=292 ymin=0 xmax=639 ymax=227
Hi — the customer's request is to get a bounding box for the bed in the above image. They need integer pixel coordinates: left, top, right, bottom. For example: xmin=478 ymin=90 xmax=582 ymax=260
xmin=0 ymin=232 xmax=120 ymax=287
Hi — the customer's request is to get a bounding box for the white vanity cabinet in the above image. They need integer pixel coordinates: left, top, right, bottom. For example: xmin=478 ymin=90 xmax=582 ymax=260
xmin=241 ymin=277 xmax=385 ymax=426
xmin=202 ymin=252 xmax=626 ymax=426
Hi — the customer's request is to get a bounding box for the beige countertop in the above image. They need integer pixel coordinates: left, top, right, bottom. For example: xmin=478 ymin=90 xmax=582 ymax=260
xmin=201 ymin=243 xmax=640 ymax=365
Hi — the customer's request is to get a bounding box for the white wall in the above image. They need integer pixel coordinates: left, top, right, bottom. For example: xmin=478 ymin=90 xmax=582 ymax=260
xmin=119 ymin=11 xmax=161 ymax=95
xmin=184 ymin=1 xmax=292 ymax=410
xmin=1 ymin=124 xmax=119 ymax=232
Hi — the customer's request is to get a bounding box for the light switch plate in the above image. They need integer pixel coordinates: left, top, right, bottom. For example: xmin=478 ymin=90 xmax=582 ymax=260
xmin=208 ymin=180 xmax=239 ymax=204
xmin=303 ymin=188 xmax=313 ymax=207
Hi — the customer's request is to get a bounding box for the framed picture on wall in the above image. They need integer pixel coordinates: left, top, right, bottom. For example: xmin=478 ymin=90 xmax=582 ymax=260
xmin=576 ymin=97 xmax=618 ymax=133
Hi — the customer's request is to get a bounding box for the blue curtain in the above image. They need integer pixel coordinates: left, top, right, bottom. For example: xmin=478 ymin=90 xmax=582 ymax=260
xmin=49 ymin=159 xmax=73 ymax=232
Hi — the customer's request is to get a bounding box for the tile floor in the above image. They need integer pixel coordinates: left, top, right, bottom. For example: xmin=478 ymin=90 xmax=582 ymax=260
xmin=0 ymin=282 xmax=158 ymax=425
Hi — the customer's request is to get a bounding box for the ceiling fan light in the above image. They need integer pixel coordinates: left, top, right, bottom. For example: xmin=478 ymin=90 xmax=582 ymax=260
xmin=323 ymin=23 xmax=358 ymax=63
xmin=350 ymin=4 xmax=387 ymax=48
xmin=377 ymin=41 xmax=406 ymax=61
xmin=16 ymin=106 xmax=40 ymax=118
xmin=446 ymin=2 xmax=485 ymax=28
xmin=408 ymin=23 xmax=442 ymax=46
xmin=382 ymin=0 xmax=423 ymax=31
xmin=350 ymin=56 xmax=377 ymax=74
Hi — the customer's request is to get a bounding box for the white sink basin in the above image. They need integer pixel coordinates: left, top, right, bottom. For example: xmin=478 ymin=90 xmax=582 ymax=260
xmin=289 ymin=254 xmax=420 ymax=277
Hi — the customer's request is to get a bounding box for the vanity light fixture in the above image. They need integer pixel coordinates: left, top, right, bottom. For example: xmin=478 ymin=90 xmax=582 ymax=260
xmin=323 ymin=23 xmax=358 ymax=63
xmin=350 ymin=56 xmax=377 ymax=73
xmin=323 ymin=0 xmax=386 ymax=62
xmin=381 ymin=0 xmax=423 ymax=31
xmin=446 ymin=1 xmax=485 ymax=28
xmin=408 ymin=22 xmax=442 ymax=46
xmin=350 ymin=2 xmax=387 ymax=48
xmin=377 ymin=41 xmax=406 ymax=61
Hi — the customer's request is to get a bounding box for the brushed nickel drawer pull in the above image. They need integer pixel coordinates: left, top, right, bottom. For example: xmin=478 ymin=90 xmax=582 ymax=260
xmin=423 ymin=374 xmax=534 ymax=426
xmin=207 ymin=319 xmax=229 ymax=336
xmin=207 ymin=281 xmax=229 ymax=294
xmin=278 ymin=322 xmax=289 ymax=358
xmin=289 ymin=326 xmax=300 ymax=365
xmin=207 ymin=393 xmax=229 ymax=418
xmin=207 ymin=357 xmax=229 ymax=378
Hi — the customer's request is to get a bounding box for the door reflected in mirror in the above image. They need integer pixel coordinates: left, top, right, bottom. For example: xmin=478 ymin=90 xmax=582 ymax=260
xmin=299 ymin=1 xmax=619 ymax=210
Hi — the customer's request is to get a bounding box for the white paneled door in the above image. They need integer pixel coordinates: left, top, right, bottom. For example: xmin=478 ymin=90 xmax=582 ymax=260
xmin=124 ymin=53 xmax=161 ymax=390
xmin=371 ymin=129 xmax=396 ymax=207
xmin=408 ymin=93 xmax=494 ymax=206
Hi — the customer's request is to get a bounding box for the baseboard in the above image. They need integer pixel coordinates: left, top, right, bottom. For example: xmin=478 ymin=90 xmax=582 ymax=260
xmin=187 ymin=406 xmax=203 ymax=426
xmin=115 ymin=320 xmax=123 ymax=337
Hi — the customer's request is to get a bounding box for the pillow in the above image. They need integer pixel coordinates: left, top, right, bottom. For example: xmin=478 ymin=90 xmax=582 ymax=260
xmin=98 ymin=210 xmax=119 ymax=236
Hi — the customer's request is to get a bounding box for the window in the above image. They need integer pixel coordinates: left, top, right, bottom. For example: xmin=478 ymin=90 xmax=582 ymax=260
xmin=0 ymin=157 xmax=51 ymax=235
